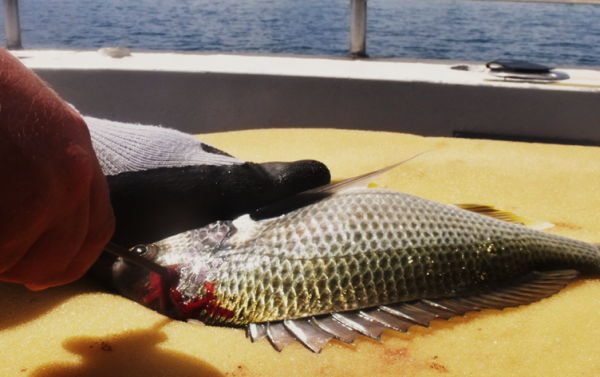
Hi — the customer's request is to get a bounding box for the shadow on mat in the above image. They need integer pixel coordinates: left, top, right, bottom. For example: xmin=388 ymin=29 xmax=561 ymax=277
xmin=0 ymin=278 xmax=106 ymax=331
xmin=30 ymin=318 xmax=224 ymax=377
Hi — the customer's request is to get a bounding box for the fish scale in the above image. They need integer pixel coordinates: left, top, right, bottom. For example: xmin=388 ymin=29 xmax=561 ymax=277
xmin=145 ymin=188 xmax=600 ymax=326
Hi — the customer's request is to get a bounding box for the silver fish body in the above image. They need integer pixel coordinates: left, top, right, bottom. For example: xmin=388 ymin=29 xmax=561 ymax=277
xmin=113 ymin=188 xmax=600 ymax=328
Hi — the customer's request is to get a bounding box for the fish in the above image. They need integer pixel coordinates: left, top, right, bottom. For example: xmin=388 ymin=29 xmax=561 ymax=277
xmin=109 ymin=155 xmax=600 ymax=353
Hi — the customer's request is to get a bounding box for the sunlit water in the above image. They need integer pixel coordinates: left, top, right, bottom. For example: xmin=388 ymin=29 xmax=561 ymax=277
xmin=2 ymin=0 xmax=599 ymax=67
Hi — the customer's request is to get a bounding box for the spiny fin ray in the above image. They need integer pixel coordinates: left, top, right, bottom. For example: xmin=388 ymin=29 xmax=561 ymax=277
xmin=266 ymin=322 xmax=296 ymax=352
xmin=246 ymin=323 xmax=267 ymax=342
xmin=283 ymin=318 xmax=333 ymax=353
xmin=311 ymin=315 xmax=360 ymax=344
xmin=250 ymin=151 xmax=430 ymax=220
xmin=332 ymin=312 xmax=387 ymax=340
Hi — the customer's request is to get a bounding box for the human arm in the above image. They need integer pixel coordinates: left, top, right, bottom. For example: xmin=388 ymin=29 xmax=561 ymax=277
xmin=0 ymin=47 xmax=115 ymax=290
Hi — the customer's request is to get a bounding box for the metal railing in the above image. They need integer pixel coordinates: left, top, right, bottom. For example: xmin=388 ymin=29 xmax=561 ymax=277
xmin=350 ymin=0 xmax=368 ymax=58
xmin=3 ymin=0 xmax=22 ymax=49
xmin=2 ymin=0 xmax=367 ymax=57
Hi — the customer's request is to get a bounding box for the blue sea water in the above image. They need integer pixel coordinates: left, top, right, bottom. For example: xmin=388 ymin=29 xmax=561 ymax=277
xmin=1 ymin=0 xmax=599 ymax=67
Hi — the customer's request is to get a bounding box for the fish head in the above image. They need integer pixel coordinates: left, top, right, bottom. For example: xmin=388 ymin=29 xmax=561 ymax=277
xmin=110 ymin=243 xmax=182 ymax=318
xmin=111 ymin=222 xmax=234 ymax=321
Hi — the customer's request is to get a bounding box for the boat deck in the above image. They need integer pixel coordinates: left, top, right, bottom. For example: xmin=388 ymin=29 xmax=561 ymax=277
xmin=13 ymin=49 xmax=600 ymax=144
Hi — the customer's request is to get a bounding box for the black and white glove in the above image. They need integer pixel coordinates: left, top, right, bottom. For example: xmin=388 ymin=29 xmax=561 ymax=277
xmin=85 ymin=117 xmax=330 ymax=247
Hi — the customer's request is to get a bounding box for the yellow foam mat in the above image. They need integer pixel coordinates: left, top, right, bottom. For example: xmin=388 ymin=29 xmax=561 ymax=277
xmin=2 ymin=129 xmax=600 ymax=376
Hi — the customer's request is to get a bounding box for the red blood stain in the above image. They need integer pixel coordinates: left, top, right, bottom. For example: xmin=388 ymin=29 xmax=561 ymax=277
xmin=143 ymin=268 xmax=179 ymax=309
xmin=143 ymin=269 xmax=233 ymax=320
xmin=170 ymin=282 xmax=234 ymax=319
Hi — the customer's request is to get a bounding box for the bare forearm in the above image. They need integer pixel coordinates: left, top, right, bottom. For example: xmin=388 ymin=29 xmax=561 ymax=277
xmin=0 ymin=47 xmax=115 ymax=290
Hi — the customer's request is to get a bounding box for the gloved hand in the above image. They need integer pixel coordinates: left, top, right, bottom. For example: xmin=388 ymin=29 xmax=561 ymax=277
xmin=0 ymin=46 xmax=328 ymax=291
xmin=85 ymin=117 xmax=331 ymax=247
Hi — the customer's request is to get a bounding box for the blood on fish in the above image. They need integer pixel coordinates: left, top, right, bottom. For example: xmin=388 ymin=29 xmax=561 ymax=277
xmin=143 ymin=269 xmax=177 ymax=309
xmin=170 ymin=282 xmax=234 ymax=319
xmin=143 ymin=269 xmax=233 ymax=319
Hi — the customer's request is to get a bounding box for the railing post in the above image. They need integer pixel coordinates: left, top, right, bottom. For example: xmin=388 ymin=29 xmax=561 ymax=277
xmin=3 ymin=0 xmax=22 ymax=49
xmin=350 ymin=0 xmax=367 ymax=58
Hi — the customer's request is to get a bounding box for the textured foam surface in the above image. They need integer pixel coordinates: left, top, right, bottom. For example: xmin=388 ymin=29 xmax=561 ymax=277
xmin=2 ymin=129 xmax=600 ymax=376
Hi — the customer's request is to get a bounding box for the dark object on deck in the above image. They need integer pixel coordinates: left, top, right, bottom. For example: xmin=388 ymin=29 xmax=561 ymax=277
xmin=487 ymin=60 xmax=553 ymax=74
xmin=486 ymin=59 xmax=569 ymax=82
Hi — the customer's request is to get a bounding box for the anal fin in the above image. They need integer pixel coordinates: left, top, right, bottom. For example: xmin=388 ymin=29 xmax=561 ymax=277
xmin=245 ymin=269 xmax=579 ymax=353
xmin=424 ymin=269 xmax=579 ymax=317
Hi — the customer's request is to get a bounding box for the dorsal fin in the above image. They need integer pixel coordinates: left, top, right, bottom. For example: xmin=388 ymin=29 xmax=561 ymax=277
xmin=246 ymin=269 xmax=579 ymax=353
xmin=250 ymin=151 xmax=430 ymax=220
xmin=455 ymin=204 xmax=554 ymax=230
